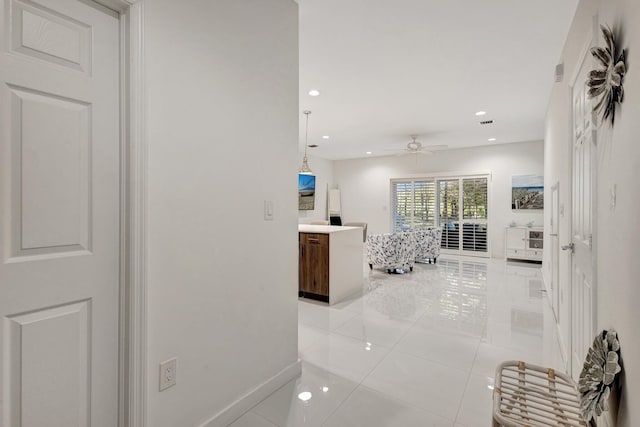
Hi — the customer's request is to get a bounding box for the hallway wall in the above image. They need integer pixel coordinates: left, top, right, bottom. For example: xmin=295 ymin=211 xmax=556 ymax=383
xmin=545 ymin=0 xmax=640 ymax=425
xmin=144 ymin=1 xmax=299 ymax=426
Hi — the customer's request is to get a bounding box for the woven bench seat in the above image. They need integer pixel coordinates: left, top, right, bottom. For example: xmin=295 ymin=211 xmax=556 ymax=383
xmin=493 ymin=360 xmax=588 ymax=427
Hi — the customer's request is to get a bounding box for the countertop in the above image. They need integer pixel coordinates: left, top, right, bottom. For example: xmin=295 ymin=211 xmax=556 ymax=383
xmin=298 ymin=224 xmax=361 ymax=234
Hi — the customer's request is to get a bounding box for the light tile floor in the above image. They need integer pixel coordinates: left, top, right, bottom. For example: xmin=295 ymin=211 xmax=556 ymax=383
xmin=231 ymin=256 xmax=565 ymax=427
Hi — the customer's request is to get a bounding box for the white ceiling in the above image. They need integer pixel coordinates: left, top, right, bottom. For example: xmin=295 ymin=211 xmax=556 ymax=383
xmin=298 ymin=0 xmax=579 ymax=160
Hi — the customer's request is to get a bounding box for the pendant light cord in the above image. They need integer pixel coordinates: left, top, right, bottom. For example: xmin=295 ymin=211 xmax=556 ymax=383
xmin=300 ymin=110 xmax=313 ymax=174
xmin=304 ymin=110 xmax=311 ymax=157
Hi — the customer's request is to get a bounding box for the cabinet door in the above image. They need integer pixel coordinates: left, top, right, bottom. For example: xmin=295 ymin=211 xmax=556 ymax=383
xmin=299 ymin=233 xmax=329 ymax=297
xmin=506 ymin=228 xmax=526 ymax=250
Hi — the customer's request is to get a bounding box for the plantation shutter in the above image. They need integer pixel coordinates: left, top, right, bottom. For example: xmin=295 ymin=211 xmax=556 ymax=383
xmin=438 ymin=179 xmax=460 ymax=250
xmin=462 ymin=177 xmax=488 ymax=252
xmin=413 ymin=181 xmax=436 ymax=228
xmin=392 ymin=181 xmax=412 ymax=232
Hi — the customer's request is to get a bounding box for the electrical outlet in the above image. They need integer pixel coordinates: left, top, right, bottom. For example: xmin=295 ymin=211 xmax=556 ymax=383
xmin=159 ymin=358 xmax=177 ymax=391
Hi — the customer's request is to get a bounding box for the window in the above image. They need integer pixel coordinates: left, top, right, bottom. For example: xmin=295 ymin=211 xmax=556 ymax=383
xmin=391 ymin=175 xmax=489 ymax=256
xmin=438 ymin=179 xmax=460 ymax=250
xmin=461 ymin=178 xmax=488 ymax=252
xmin=391 ymin=180 xmax=435 ymax=232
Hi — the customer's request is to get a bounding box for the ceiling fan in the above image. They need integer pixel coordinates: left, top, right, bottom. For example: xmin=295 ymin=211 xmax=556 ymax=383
xmin=391 ymin=135 xmax=447 ymax=155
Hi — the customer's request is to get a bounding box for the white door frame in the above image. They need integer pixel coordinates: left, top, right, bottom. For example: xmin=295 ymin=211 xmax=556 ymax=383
xmin=550 ymin=182 xmax=560 ymax=323
xmin=95 ymin=1 xmax=147 ymax=426
xmin=566 ymin=16 xmax=599 ymax=377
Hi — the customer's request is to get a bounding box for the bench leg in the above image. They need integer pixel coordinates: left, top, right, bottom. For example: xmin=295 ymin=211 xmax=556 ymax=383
xmin=369 ymin=263 xmax=373 ymax=270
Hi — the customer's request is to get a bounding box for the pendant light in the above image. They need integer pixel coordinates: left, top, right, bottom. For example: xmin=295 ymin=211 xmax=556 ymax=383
xmin=299 ymin=110 xmax=313 ymax=175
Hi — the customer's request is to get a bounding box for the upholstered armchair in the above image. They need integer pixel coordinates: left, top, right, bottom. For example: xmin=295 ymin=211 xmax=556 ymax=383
xmin=411 ymin=227 xmax=442 ymax=264
xmin=366 ymin=232 xmax=415 ymax=273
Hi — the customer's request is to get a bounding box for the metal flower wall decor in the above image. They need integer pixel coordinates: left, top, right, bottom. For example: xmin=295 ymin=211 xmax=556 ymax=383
xmin=578 ymin=329 xmax=622 ymax=423
xmin=587 ymin=25 xmax=628 ymax=126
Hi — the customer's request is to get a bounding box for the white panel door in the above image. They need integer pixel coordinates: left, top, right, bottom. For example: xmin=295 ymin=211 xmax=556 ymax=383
xmin=0 ymin=0 xmax=120 ymax=425
xmin=569 ymin=48 xmax=597 ymax=379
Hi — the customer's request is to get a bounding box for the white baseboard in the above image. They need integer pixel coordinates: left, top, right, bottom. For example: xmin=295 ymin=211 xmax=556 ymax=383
xmin=198 ymin=360 xmax=302 ymax=427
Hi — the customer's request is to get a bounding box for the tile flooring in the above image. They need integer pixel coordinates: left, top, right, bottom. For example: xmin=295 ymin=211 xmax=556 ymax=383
xmin=231 ymin=256 xmax=565 ymax=427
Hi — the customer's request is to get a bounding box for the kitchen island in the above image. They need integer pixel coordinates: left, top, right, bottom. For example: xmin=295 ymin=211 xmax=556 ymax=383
xmin=298 ymin=225 xmax=363 ymax=305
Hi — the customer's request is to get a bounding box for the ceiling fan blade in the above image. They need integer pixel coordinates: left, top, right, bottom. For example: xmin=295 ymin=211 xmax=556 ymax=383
xmin=423 ymin=144 xmax=447 ymax=150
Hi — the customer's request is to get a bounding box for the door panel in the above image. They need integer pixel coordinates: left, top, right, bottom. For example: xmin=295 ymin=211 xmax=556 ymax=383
xmin=0 ymin=0 xmax=120 ymax=425
xmin=569 ymin=48 xmax=597 ymax=379
xmin=9 ymin=86 xmax=91 ymax=255
xmin=7 ymin=301 xmax=90 ymax=426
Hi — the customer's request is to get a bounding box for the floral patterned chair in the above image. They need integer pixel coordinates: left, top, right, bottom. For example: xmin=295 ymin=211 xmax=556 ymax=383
xmin=411 ymin=227 xmax=442 ymax=264
xmin=366 ymin=232 xmax=415 ymax=273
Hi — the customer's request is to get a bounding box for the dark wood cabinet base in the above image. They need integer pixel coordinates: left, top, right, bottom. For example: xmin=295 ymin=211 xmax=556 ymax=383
xmin=298 ymin=291 xmax=330 ymax=303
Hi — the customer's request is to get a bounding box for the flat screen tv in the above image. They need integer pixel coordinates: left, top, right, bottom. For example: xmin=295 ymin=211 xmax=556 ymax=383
xmin=298 ymin=174 xmax=316 ymax=210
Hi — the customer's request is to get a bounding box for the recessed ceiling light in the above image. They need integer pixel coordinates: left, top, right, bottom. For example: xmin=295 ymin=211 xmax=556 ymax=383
xmin=308 ymin=89 xmax=320 ymax=96
xmin=297 ymin=392 xmax=312 ymax=402
xmin=322 ymin=135 xmax=330 ymax=139
xmin=366 ymin=151 xmax=372 ymax=155
xmin=488 ymin=138 xmax=497 ymax=142
xmin=475 ymin=111 xmax=487 ymax=116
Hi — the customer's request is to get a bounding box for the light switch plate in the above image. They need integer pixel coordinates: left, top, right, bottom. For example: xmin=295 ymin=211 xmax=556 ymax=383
xmin=159 ymin=358 xmax=177 ymax=391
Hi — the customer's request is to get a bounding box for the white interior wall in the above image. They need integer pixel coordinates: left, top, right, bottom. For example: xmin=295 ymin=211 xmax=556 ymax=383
xmin=333 ymin=141 xmax=544 ymax=258
xmin=297 ymin=154 xmax=334 ymax=223
xmin=144 ymin=1 xmax=299 ymax=426
xmin=545 ymin=0 xmax=639 ymax=425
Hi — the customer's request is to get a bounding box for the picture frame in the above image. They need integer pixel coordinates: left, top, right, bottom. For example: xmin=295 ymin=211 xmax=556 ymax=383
xmin=512 ymin=175 xmax=544 ymax=210
xmin=298 ymin=174 xmax=316 ymax=210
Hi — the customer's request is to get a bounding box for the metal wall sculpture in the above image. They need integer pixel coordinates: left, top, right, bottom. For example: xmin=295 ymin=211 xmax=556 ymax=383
xmin=587 ymin=25 xmax=628 ymax=126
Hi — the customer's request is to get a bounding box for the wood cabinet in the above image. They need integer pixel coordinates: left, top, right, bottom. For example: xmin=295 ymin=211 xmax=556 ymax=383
xmin=298 ymin=225 xmax=363 ymax=305
xmin=299 ymin=233 xmax=329 ymax=301
xmin=505 ymin=227 xmax=543 ymax=262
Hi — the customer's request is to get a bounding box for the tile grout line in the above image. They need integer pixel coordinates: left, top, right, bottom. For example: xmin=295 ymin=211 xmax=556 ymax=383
xmin=317 ymin=299 xmax=425 ymax=427
xmin=453 ymin=337 xmax=483 ymax=425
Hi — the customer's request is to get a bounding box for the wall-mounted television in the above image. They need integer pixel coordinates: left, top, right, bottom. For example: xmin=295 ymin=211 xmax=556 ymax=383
xmin=298 ymin=174 xmax=316 ymax=210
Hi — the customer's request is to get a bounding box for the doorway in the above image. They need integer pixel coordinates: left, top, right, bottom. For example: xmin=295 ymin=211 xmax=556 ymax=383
xmin=0 ymin=1 xmax=145 ymax=425
xmin=568 ymin=31 xmax=598 ymax=379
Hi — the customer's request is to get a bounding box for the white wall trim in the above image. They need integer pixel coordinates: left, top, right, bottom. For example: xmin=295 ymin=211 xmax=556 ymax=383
xmin=122 ymin=3 xmax=147 ymax=427
xmin=199 ymin=360 xmax=302 ymax=427
xmin=100 ymin=0 xmax=147 ymax=426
